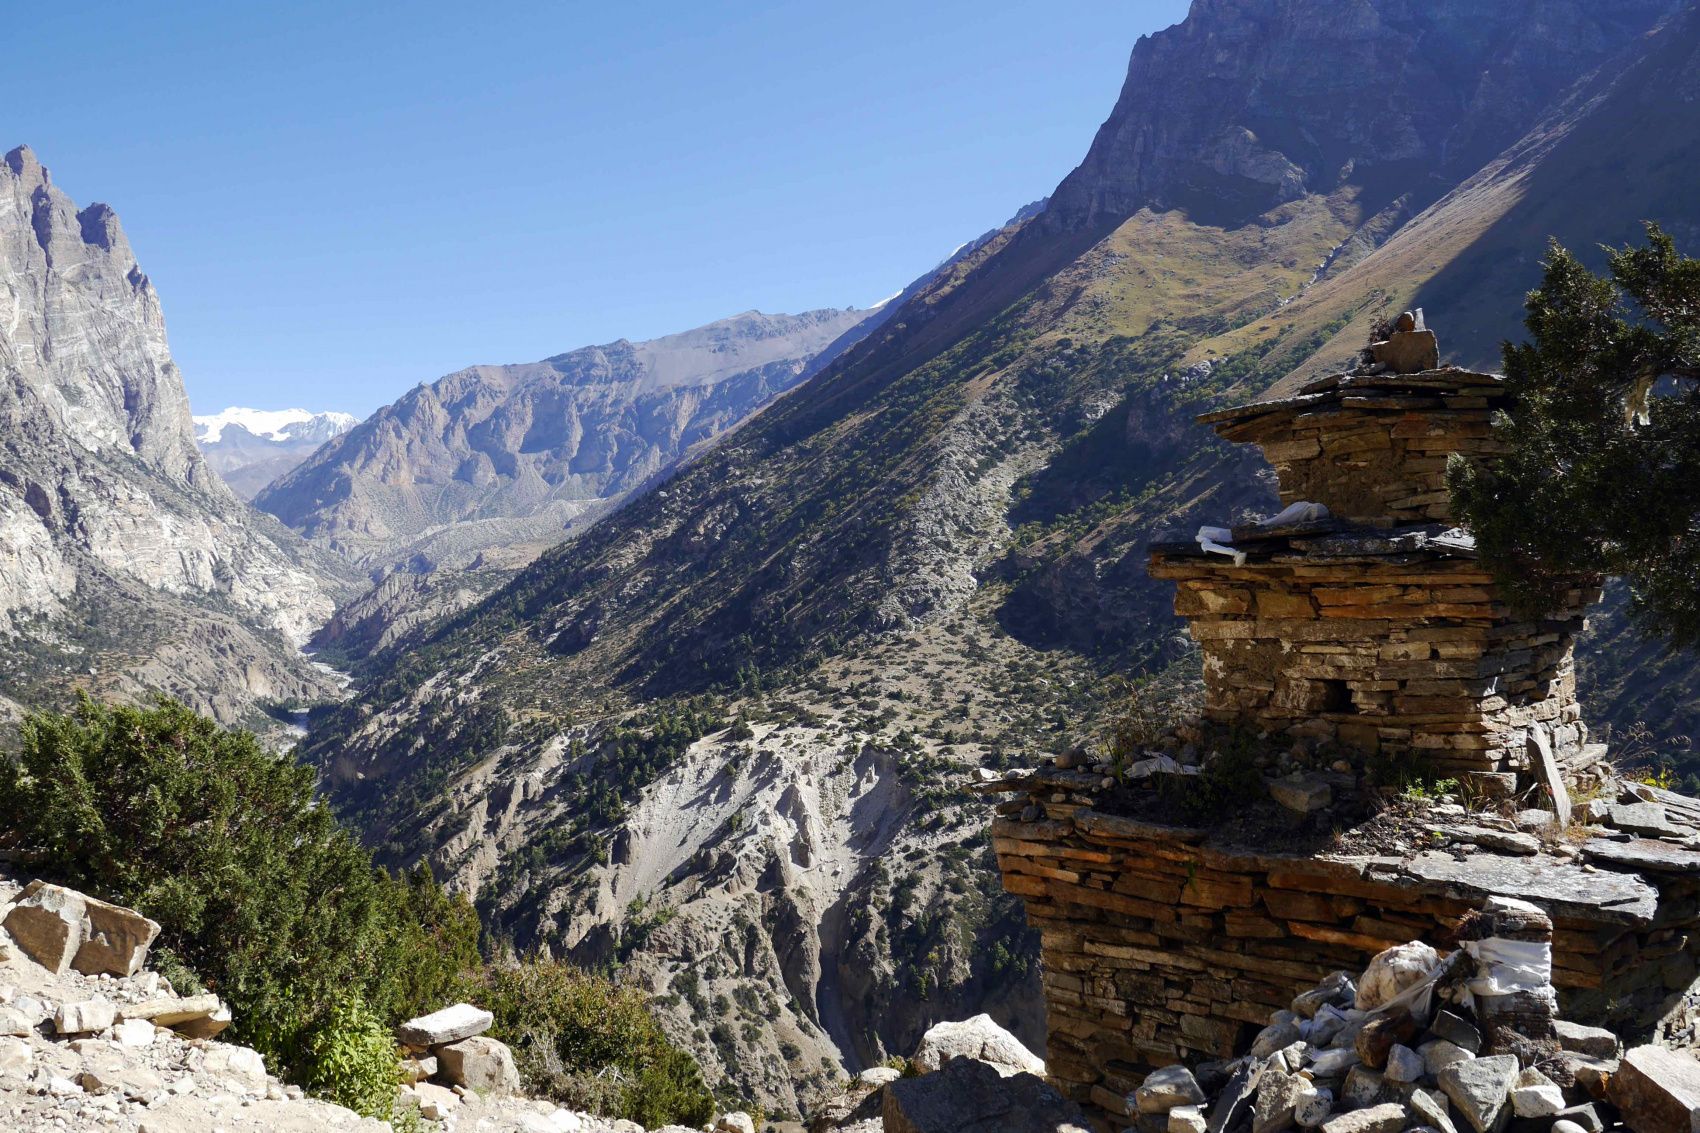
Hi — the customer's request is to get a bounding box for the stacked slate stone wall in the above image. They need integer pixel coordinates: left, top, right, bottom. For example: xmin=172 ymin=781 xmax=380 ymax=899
xmin=991 ymin=806 xmax=1700 ymax=1131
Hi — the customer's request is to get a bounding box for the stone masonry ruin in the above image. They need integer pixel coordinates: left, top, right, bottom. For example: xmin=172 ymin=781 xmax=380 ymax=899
xmin=983 ymin=319 xmax=1700 ymax=1131
xmin=1147 ymin=328 xmax=1601 ymax=789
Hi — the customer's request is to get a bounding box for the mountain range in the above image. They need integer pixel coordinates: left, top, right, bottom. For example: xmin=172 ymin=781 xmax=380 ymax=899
xmin=193 ymin=408 xmax=359 ymax=499
xmin=255 ymin=307 xmax=886 ymax=573
xmin=7 ymin=0 xmax=1700 ymax=1121
xmin=291 ymin=0 xmax=1700 ymax=1116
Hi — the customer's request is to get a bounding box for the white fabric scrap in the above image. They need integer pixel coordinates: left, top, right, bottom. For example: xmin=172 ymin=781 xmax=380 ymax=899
xmin=1255 ymin=501 xmax=1331 ymax=528
xmin=1463 ymin=937 xmax=1552 ymax=997
xmin=1197 ymin=525 xmax=1246 ymax=565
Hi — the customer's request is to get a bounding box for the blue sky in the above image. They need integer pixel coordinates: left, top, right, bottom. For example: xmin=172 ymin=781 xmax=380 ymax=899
xmin=6 ymin=1 xmax=1189 ymax=416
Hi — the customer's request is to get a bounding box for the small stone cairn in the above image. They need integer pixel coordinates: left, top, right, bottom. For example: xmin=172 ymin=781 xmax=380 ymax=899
xmin=1129 ymin=896 xmax=1699 ymax=1133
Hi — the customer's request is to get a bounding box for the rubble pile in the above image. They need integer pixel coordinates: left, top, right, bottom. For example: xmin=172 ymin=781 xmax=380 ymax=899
xmin=1128 ymin=896 xmax=1696 ymax=1133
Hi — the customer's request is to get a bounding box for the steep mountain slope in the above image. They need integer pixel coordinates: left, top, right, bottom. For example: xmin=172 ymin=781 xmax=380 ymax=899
xmin=193 ymin=408 xmax=359 ymax=499
xmin=302 ymin=0 xmax=1693 ymax=1117
xmin=0 ymin=146 xmax=354 ymax=730
xmin=257 ymin=308 xmax=881 ymax=572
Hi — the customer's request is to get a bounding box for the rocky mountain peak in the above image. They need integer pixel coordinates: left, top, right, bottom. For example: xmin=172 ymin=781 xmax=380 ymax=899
xmin=1045 ymin=0 xmax=1677 ymax=230
xmin=0 ymin=145 xmax=206 ymax=489
xmin=0 ymin=148 xmax=350 ymax=726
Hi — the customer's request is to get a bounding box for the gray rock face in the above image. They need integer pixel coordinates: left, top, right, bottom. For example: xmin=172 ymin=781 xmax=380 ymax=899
xmin=257 ymin=307 xmax=880 ymax=570
xmin=1045 ymin=0 xmax=1673 ymax=230
xmin=0 ymin=146 xmax=349 ymax=725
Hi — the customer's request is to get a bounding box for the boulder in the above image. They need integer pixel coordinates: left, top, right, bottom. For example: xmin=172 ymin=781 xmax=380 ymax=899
xmin=1408 ymin=1088 xmax=1459 ymax=1133
xmin=1251 ymin=1020 xmax=1304 ymax=1058
xmin=0 ymin=1007 xmax=32 ymax=1037
xmin=437 ymin=1035 xmax=520 ymax=1095
xmin=1137 ymin=1065 xmax=1206 ymax=1113
xmin=1510 ymin=1066 xmax=1565 ymax=1118
xmin=1356 ymin=941 xmax=1438 ymax=1010
xmin=715 ymin=1114 xmax=756 ymax=1133
xmin=2 ymin=882 xmax=86 ymax=975
xmin=1253 ymin=1067 xmax=1307 ymax=1133
xmin=1294 ymin=1084 xmax=1333 ymax=1128
xmin=882 ymin=1058 xmax=1091 ymax=1133
xmin=1553 ymin=1020 xmax=1619 ymax=1059
xmin=1607 ymin=1045 xmax=1700 ymax=1133
xmin=1354 ymin=1009 xmax=1418 ymax=1070
xmin=75 ymin=894 xmax=161 ymax=977
xmin=857 ymin=1066 xmax=901 ymax=1088
xmin=199 ymin=1043 xmax=268 ymax=1091
xmin=1420 ymin=1039 xmax=1474 ymax=1077
xmin=400 ymin=1054 xmax=438 ymax=1084
xmin=1318 ymin=1103 xmax=1407 ymax=1133
xmin=409 ymin=1080 xmax=460 ymax=1120
xmin=112 ymin=1018 xmax=157 ymax=1048
xmin=910 ymin=1014 xmax=1045 ymax=1078
xmin=397 ymin=1002 xmax=493 ymax=1047
xmin=1341 ymin=1066 xmax=1390 ymax=1110
xmin=1169 ymin=1106 xmax=1207 ymax=1133
xmin=1384 ymin=1043 xmax=1423 ymax=1084
xmin=1428 ymin=1010 xmax=1482 ymax=1055
xmin=0 ymin=881 xmax=158 ymax=978
xmin=0 ymin=1036 xmax=30 ymax=1077
xmin=54 ymin=999 xmax=117 ymax=1035
xmin=1438 ymin=1054 xmax=1519 ymax=1133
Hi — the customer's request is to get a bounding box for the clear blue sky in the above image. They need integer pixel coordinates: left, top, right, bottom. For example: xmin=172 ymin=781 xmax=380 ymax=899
xmin=6 ymin=1 xmax=1189 ymax=416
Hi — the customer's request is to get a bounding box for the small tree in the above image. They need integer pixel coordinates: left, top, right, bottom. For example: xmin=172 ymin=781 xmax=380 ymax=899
xmin=1450 ymin=223 xmax=1700 ymax=647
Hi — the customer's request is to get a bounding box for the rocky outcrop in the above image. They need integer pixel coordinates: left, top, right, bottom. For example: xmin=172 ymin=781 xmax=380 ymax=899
xmin=192 ymin=408 xmax=358 ymax=500
xmin=0 ymin=146 xmax=352 ymax=727
xmin=1046 ymin=0 xmax=1674 ymax=230
xmin=256 ymin=307 xmax=882 ymax=570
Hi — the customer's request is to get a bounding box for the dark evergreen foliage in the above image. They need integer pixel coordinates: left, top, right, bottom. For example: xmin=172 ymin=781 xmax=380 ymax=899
xmin=1451 ymin=223 xmax=1700 ymax=649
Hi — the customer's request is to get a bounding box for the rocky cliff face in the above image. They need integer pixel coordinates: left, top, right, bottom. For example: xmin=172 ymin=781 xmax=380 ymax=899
xmin=303 ymin=0 xmax=1699 ymax=1116
xmin=1046 ymin=0 xmax=1676 ymax=230
xmin=193 ymin=409 xmax=359 ymax=500
xmin=256 ymin=307 xmax=881 ymax=571
xmin=0 ymin=147 xmax=351 ymax=728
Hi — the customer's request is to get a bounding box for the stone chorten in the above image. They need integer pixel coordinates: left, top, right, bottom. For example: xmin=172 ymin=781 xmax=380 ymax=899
xmin=1148 ymin=321 xmax=1602 ymax=786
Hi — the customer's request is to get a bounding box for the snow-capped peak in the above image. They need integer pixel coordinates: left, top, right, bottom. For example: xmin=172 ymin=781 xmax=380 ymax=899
xmin=193 ymin=407 xmax=358 ymax=444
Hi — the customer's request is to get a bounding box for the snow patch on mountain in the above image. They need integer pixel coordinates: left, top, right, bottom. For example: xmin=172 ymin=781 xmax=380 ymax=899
xmin=193 ymin=408 xmax=358 ymax=444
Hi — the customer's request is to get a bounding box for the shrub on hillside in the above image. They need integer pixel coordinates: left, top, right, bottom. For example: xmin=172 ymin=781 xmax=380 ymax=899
xmin=303 ymin=994 xmax=399 ymax=1119
xmin=466 ymin=960 xmax=715 ymax=1129
xmin=0 ymin=695 xmax=478 ymax=1091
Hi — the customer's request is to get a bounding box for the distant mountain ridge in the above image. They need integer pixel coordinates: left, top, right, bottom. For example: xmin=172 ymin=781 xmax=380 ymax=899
xmin=0 ymin=146 xmax=354 ymax=728
xmin=194 ymin=408 xmax=359 ymax=499
xmin=256 ymin=306 xmax=883 ymax=571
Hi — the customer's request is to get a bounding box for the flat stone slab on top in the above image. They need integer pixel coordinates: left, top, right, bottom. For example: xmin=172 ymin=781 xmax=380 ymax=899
xmin=1385 ymin=850 xmax=1658 ymax=926
xmin=1583 ymin=838 xmax=1700 ymax=874
xmin=396 ymin=1002 xmax=493 ymax=1047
